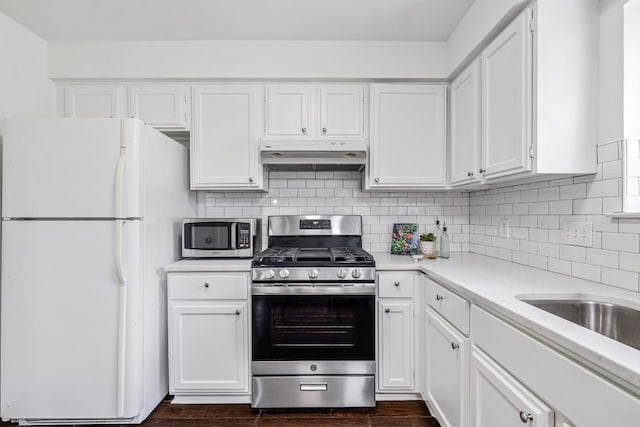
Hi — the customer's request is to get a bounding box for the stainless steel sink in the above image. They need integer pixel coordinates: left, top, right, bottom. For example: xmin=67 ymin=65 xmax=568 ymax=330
xmin=522 ymin=299 xmax=640 ymax=351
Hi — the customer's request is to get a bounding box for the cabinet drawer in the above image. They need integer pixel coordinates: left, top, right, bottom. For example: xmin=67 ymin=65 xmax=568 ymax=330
xmin=378 ymin=272 xmax=414 ymax=298
xmin=168 ymin=273 xmax=249 ymax=300
xmin=426 ymin=279 xmax=469 ymax=335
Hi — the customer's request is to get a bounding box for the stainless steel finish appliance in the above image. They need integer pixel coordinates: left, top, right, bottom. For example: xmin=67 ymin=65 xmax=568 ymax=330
xmin=251 ymin=215 xmax=376 ymax=409
xmin=182 ymin=218 xmax=259 ymax=258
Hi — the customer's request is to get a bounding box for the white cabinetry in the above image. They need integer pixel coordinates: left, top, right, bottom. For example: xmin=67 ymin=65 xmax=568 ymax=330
xmin=128 ymin=85 xmax=190 ymax=130
xmin=450 ymin=60 xmax=482 ymax=186
xmin=264 ymin=84 xmax=364 ymax=139
xmin=424 ymin=279 xmax=470 ymax=427
xmin=451 ymin=1 xmax=598 ymax=186
xmin=377 ymin=271 xmax=418 ymax=393
xmin=191 ymin=85 xmax=265 ymax=190
xmin=481 ymin=11 xmax=532 ymax=180
xmin=367 ymin=85 xmax=446 ymax=190
xmin=471 ymin=349 xmax=553 ymax=427
xmin=167 ymin=272 xmax=250 ymax=403
xmin=64 ymin=85 xmax=124 ymax=118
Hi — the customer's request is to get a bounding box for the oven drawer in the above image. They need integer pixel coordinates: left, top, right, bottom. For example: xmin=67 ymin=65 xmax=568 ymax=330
xmin=168 ymin=273 xmax=249 ymax=300
xmin=251 ymin=375 xmax=375 ymax=408
xmin=378 ymin=272 xmax=415 ymax=298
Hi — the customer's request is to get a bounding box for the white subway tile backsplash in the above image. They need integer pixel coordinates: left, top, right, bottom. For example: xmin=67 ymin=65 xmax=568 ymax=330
xmin=572 ymin=262 xmax=601 ymax=282
xmin=601 ymin=267 xmax=639 ymax=291
xmin=585 ymin=248 xmax=619 ymax=268
xmin=560 ymin=183 xmax=586 ymax=200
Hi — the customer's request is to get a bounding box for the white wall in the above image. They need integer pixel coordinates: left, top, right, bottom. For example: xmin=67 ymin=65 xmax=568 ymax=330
xmin=446 ymin=0 xmax=527 ymax=77
xmin=599 ymin=0 xmax=625 ymax=143
xmin=48 ymin=40 xmax=447 ymax=80
xmin=0 ymin=12 xmax=54 ymax=136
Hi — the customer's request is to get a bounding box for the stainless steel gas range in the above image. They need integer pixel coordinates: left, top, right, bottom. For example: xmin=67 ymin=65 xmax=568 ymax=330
xmin=251 ymin=215 xmax=376 ymax=409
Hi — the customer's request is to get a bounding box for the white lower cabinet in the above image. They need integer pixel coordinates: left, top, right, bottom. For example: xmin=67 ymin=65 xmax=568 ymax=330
xmin=470 ymin=348 xmax=553 ymax=427
xmin=425 ymin=308 xmax=469 ymax=427
xmin=378 ymin=300 xmax=414 ymax=390
xmin=167 ymin=272 xmax=250 ymax=401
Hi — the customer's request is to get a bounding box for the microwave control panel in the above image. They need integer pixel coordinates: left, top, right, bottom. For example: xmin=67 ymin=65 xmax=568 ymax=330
xmin=238 ymin=223 xmax=251 ymax=248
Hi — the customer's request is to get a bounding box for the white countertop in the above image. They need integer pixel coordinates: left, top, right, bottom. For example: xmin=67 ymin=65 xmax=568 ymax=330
xmin=165 ymin=258 xmax=252 ymax=272
xmin=164 ymin=252 xmax=640 ymax=394
xmin=374 ymin=252 xmax=640 ymax=394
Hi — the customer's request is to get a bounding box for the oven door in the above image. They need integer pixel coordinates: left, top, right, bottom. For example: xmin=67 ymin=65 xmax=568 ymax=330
xmin=252 ymin=286 xmax=375 ymax=361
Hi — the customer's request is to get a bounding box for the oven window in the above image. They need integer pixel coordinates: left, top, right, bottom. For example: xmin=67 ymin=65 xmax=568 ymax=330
xmin=252 ymin=295 xmax=375 ymax=361
xmin=185 ymin=223 xmax=231 ymax=250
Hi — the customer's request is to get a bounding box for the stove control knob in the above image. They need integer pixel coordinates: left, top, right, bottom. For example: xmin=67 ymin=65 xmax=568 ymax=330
xmin=279 ymin=269 xmax=290 ymax=279
xmin=308 ymin=268 xmax=319 ymax=279
xmin=352 ymin=268 xmax=362 ymax=279
xmin=337 ymin=268 xmax=348 ymax=279
xmin=264 ymin=270 xmax=276 ymax=280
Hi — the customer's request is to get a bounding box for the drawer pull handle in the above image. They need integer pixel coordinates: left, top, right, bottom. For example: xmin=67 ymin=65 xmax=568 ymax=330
xmin=519 ymin=411 xmax=533 ymax=423
xmin=436 ymin=294 xmax=443 ymax=301
xmin=235 ymin=310 xmax=241 ymax=315
xmin=204 ymin=283 xmax=210 ymax=288
xmin=300 ymin=383 xmax=328 ymax=392
xmin=394 ymin=281 xmax=400 ymax=287
xmin=451 ymin=342 xmax=460 ymax=350
xmin=384 ymin=308 xmax=390 ymax=313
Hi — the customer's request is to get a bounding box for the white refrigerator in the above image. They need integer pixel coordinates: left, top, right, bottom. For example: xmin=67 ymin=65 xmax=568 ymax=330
xmin=1 ymin=118 xmax=195 ymax=425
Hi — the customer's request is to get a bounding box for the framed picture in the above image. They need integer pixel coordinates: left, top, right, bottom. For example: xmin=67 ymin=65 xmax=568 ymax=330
xmin=390 ymin=223 xmax=418 ymax=255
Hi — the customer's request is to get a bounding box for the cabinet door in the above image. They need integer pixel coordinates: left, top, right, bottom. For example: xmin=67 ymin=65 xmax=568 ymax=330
xmin=169 ymin=301 xmax=249 ymax=392
xmin=64 ymin=85 xmax=123 ymax=118
xmin=191 ymin=85 xmax=263 ymax=190
xmin=378 ymin=300 xmax=414 ymax=390
xmin=481 ymin=12 xmax=532 ymax=180
xmin=471 ymin=349 xmax=553 ymax=427
xmin=319 ymin=85 xmax=364 ymax=137
xmin=265 ymin=85 xmax=311 ymax=137
xmin=369 ymin=84 xmax=446 ymax=189
xmin=450 ymin=60 xmax=482 ymax=186
xmin=128 ymin=85 xmax=189 ymax=130
xmin=425 ymin=308 xmax=469 ymax=427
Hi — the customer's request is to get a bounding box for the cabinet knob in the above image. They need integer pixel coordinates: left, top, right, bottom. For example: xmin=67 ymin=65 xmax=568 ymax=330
xmin=479 ymin=168 xmax=486 ymax=174
xmin=235 ymin=310 xmax=241 ymax=315
xmin=322 ymin=127 xmax=327 ymax=133
xmin=451 ymin=342 xmax=460 ymax=350
xmin=436 ymin=294 xmax=443 ymax=301
xmin=467 ymin=171 xmax=475 ymax=177
xmin=394 ymin=281 xmax=400 ymax=287
xmin=204 ymin=283 xmax=210 ymax=288
xmin=384 ymin=308 xmax=391 ymax=313
xmin=374 ymin=177 xmax=380 ymax=183
xmin=249 ymin=177 xmax=254 ymax=183
xmin=301 ymin=127 xmax=307 ymax=134
xmin=519 ymin=411 xmax=533 ymax=423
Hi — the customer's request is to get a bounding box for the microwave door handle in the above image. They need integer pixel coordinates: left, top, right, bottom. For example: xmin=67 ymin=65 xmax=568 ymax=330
xmin=231 ymin=222 xmax=237 ymax=250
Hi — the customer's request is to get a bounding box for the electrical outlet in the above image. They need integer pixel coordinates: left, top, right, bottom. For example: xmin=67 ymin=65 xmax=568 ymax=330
xmin=499 ymin=218 xmax=510 ymax=238
xmin=561 ymin=222 xmax=593 ymax=247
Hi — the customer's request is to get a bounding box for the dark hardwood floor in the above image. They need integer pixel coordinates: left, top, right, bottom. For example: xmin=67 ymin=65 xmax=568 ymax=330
xmin=140 ymin=399 xmax=440 ymax=427
xmin=0 ymin=399 xmax=440 ymax=426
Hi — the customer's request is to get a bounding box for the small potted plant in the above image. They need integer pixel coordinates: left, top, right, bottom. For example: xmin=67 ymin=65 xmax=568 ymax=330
xmin=419 ymin=233 xmax=437 ymax=259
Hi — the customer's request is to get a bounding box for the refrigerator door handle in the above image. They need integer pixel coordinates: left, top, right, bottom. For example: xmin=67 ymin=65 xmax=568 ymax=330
xmin=115 ymin=120 xmax=129 ymax=219
xmin=115 ymin=218 xmax=128 ymax=417
xmin=115 ymin=220 xmax=127 ymax=286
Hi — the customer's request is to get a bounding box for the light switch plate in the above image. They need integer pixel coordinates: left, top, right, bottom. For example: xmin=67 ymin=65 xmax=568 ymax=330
xmin=561 ymin=222 xmax=593 ymax=247
xmin=499 ymin=218 xmax=510 ymax=238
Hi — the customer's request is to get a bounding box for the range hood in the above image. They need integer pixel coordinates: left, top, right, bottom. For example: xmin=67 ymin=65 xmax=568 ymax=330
xmin=260 ymin=140 xmax=367 ymax=171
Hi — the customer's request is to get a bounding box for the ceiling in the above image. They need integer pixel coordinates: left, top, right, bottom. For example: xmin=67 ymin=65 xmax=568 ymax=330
xmin=0 ymin=0 xmax=474 ymax=42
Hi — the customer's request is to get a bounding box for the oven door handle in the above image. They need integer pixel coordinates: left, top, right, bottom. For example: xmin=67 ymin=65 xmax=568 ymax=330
xmin=251 ymin=284 xmax=375 ymax=295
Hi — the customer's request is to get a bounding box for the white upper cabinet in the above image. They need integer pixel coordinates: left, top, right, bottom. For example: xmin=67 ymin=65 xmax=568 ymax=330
xmin=481 ymin=12 xmax=532 ymax=180
xmin=128 ymin=85 xmax=190 ymax=130
xmin=64 ymin=85 xmax=124 ymax=118
xmin=264 ymin=84 xmax=365 ymax=139
xmin=450 ymin=59 xmax=482 ymax=187
xmin=319 ymin=85 xmax=364 ymax=137
xmin=367 ymin=84 xmax=447 ymax=190
xmin=191 ymin=85 xmax=264 ymax=190
xmin=265 ymin=85 xmax=311 ymax=137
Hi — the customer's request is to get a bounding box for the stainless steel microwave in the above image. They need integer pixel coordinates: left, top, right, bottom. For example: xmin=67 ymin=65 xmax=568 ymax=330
xmin=182 ymin=218 xmax=260 ymax=258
